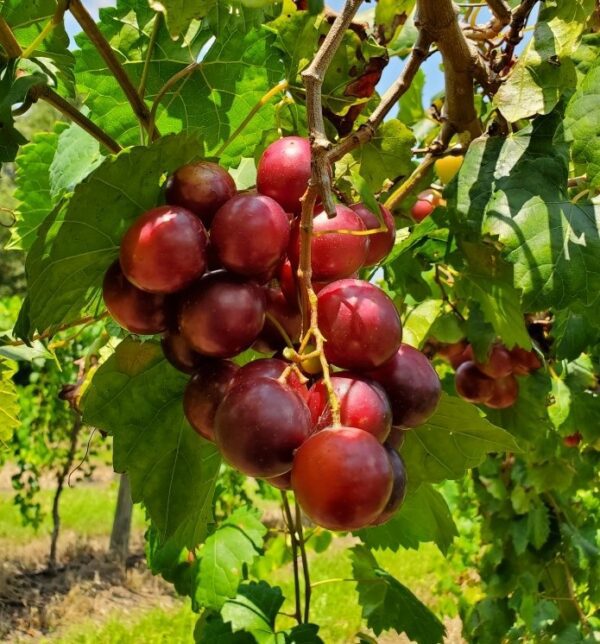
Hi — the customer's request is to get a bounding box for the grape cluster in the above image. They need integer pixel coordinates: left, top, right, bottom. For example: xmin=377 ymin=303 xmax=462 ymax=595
xmin=103 ymin=137 xmax=442 ymax=531
xmin=438 ymin=341 xmax=541 ymax=409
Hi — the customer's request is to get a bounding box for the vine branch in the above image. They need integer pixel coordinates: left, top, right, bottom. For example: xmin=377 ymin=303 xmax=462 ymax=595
xmin=68 ymin=0 xmax=158 ymax=140
xmin=3 ymin=312 xmax=109 ymax=348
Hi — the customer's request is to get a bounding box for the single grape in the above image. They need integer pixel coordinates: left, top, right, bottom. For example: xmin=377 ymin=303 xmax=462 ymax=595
xmin=484 ymin=374 xmax=519 ymax=409
xmin=370 ymin=446 xmax=408 ymax=525
xmin=120 ymin=205 xmax=207 ymax=293
xmin=102 ymin=261 xmax=168 ymax=334
xmin=510 ymin=346 xmax=542 ymax=375
xmin=288 ymin=206 xmax=368 ymax=282
xmin=292 ymin=427 xmax=393 ymax=531
xmin=229 ymin=357 xmax=308 ymax=401
xmin=165 ymin=161 xmax=236 ymax=226
xmin=210 ymin=194 xmax=290 ymax=277
xmin=307 ymin=374 xmax=391 ymax=443
xmin=161 ymin=330 xmax=206 ymax=374
xmin=350 ymin=202 xmax=395 ymax=266
xmin=473 ymin=344 xmax=513 ymax=379
xmin=254 ymin=287 xmax=302 ymax=353
xmin=411 ymin=199 xmax=435 ymax=223
xmin=179 ymin=271 xmax=266 ymax=358
xmin=455 ymin=361 xmax=495 ymax=403
xmin=264 ymin=470 xmax=292 ymax=490
xmin=183 ymin=360 xmax=239 ymax=441
xmin=367 ymin=344 xmax=441 ymax=427
xmin=317 ymin=279 xmax=402 ymax=370
xmin=214 ymin=376 xmax=312 ymax=478
xmin=256 ymin=136 xmax=311 ymax=213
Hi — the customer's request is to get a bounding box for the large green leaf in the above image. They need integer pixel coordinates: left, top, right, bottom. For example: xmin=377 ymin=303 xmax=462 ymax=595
xmin=565 ymin=58 xmax=600 ymax=190
xmin=8 ymin=123 xmax=66 ymax=251
xmin=447 ymin=110 xmax=600 ymax=312
xmin=75 ymin=1 xmax=284 ymax=166
xmin=148 ymin=0 xmax=214 ymax=39
xmin=494 ymin=0 xmax=593 ymax=122
xmin=1 ymin=0 xmax=75 ymax=95
xmin=356 ymin=483 xmax=458 ymax=555
xmin=194 ymin=508 xmax=267 ymax=610
xmin=351 ymin=545 xmax=445 ymax=643
xmin=402 ymin=393 xmax=520 ymax=486
xmin=15 ymin=132 xmax=201 ymax=340
xmin=82 ymin=338 xmax=221 ymax=548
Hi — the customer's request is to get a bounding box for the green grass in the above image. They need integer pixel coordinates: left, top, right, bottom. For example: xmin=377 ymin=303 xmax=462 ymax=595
xmin=43 ymin=604 xmax=197 ymax=644
xmin=0 ymin=481 xmax=146 ymax=543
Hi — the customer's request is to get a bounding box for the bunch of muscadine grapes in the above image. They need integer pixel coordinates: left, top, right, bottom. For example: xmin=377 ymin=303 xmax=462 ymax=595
xmin=103 ymin=137 xmax=442 ymax=531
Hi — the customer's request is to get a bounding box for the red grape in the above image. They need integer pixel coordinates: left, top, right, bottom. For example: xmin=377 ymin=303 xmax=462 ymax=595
xmin=411 ymin=199 xmax=434 ymax=223
xmin=179 ymin=271 xmax=266 ymax=358
xmin=256 ymin=136 xmax=311 ymax=213
xmin=485 ymin=374 xmax=519 ymax=409
xmin=278 ymin=258 xmax=298 ymax=307
xmin=254 ymin=286 xmax=302 ymax=353
xmin=288 ymin=206 xmax=368 ymax=282
xmin=476 ymin=344 xmax=513 ymax=379
xmin=370 ymin=446 xmax=407 ymax=525
xmin=264 ymin=471 xmax=292 ymax=490
xmin=292 ymin=427 xmax=393 ymax=530
xmin=563 ymin=432 xmax=582 ymax=448
xmin=307 ymin=374 xmax=391 ymax=443
xmin=183 ymin=360 xmax=239 ymax=441
xmin=215 ymin=376 xmax=312 ymax=477
xmin=161 ymin=330 xmax=206 ymax=374
xmin=103 ymin=261 xmax=168 ymax=334
xmin=455 ymin=361 xmax=495 ymax=403
xmin=367 ymin=344 xmax=442 ymax=427
xmin=229 ymin=357 xmax=308 ymax=401
xmin=437 ymin=340 xmax=469 ymax=369
xmin=317 ymin=279 xmax=402 ymax=370
xmin=350 ymin=202 xmax=395 ymax=266
xmin=120 ymin=205 xmax=207 ymax=293
xmin=510 ymin=346 xmax=542 ymax=375
xmin=210 ymin=194 xmax=290 ymax=277
xmin=165 ymin=161 xmax=236 ymax=226
xmin=386 ymin=425 xmax=406 ymax=451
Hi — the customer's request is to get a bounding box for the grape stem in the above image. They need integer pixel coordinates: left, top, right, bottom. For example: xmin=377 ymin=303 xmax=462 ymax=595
xmin=281 ymin=492 xmax=302 ymax=624
xmin=294 ymin=499 xmax=311 ymax=623
xmin=20 ymin=1 xmax=68 ymax=59
xmin=4 ymin=311 xmax=109 ymax=347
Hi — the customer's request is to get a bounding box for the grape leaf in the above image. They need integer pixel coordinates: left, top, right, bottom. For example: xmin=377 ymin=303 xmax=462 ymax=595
xmin=221 ymin=581 xmax=285 ymax=644
xmin=447 ymin=109 xmax=600 ymax=312
xmin=82 ymin=338 xmax=221 ymax=548
xmin=194 ymin=507 xmax=267 ymax=610
xmin=402 ymin=393 xmax=520 ymax=486
xmin=0 ymin=70 xmax=47 ymax=163
xmin=494 ymin=0 xmax=593 ymax=122
xmin=195 ymin=611 xmax=255 ymax=643
xmin=15 ymin=132 xmax=202 ymax=340
xmin=8 ymin=123 xmax=66 ymax=251
xmin=351 ymin=545 xmax=445 ymax=644
xmin=148 ymin=0 xmax=214 ymax=39
xmin=0 ymin=358 xmax=19 ymax=446
xmin=49 ymin=121 xmax=103 ymax=198
xmin=1 ymin=0 xmax=75 ymax=95
xmin=402 ymin=299 xmax=444 ymax=349
xmin=565 ymin=58 xmax=600 ymax=190
xmin=146 ymin=523 xmax=195 ymax=598
xmin=75 ymin=1 xmax=284 ymax=166
xmin=552 ymin=308 xmax=599 ymax=361
xmin=356 ymin=483 xmax=458 ymax=555
xmin=374 ymin=0 xmax=415 ymax=47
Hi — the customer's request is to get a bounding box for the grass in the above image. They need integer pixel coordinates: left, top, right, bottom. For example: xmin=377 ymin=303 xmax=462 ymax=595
xmin=43 ymin=604 xmax=197 ymax=644
xmin=0 ymin=479 xmax=146 ymax=544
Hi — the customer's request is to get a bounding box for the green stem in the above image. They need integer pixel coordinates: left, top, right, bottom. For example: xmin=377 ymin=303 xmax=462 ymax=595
xmin=295 ymin=499 xmax=311 ymax=624
xmin=138 ymin=13 xmax=161 ymax=99
xmin=281 ymin=492 xmax=302 ymax=624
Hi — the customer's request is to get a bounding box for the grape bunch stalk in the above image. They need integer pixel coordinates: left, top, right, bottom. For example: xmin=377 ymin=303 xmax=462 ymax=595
xmin=102 ymin=136 xmax=442 ymax=531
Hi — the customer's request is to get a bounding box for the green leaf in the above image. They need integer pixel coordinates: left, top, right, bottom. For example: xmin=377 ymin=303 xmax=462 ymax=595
xmin=448 ymin=110 xmax=600 ymax=311
xmin=0 ymin=69 xmax=47 ymax=163
xmin=148 ymin=0 xmax=214 ymax=39
xmin=548 ymin=376 xmax=571 ymax=430
xmin=402 ymin=393 xmax=520 ymax=486
xmin=397 ymin=67 xmax=425 ymax=126
xmin=356 ymin=483 xmax=458 ymax=555
xmin=195 ymin=507 xmax=267 ymax=610
xmin=195 ymin=611 xmax=255 ymax=644
xmin=565 ymin=58 xmax=600 ymax=191
xmin=146 ymin=523 xmax=194 ymax=597
xmin=15 ymin=132 xmax=202 ymax=340
xmin=82 ymin=338 xmax=221 ymax=548
xmin=49 ymin=121 xmax=103 ymax=199
xmin=552 ymin=307 xmax=599 ymax=360
xmin=221 ymin=581 xmax=284 ymax=644
xmin=494 ymin=0 xmax=593 ymax=121
xmin=1 ymin=0 xmax=75 ymax=95
xmin=7 ymin=123 xmax=66 ymax=251
xmin=0 ymin=358 xmax=19 ymax=446
xmin=351 ymin=545 xmax=445 ymax=643
xmin=374 ymin=0 xmax=416 ymax=47
xmin=284 ymin=624 xmax=324 ymax=643
xmin=529 ymin=503 xmax=550 ymax=550
xmin=352 ymin=119 xmax=415 ymax=192
xmin=76 ymin=2 xmax=284 ymax=166
xmin=402 ymin=299 xmax=444 ymax=350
